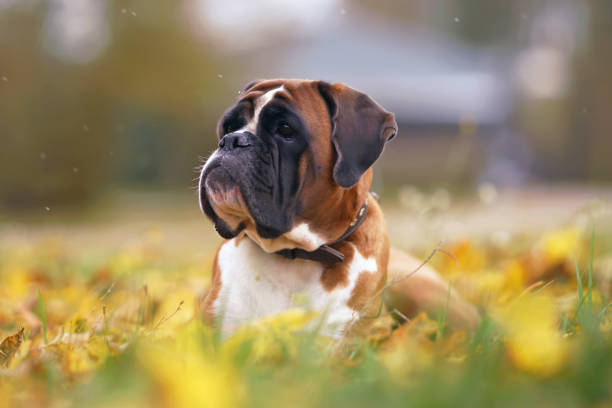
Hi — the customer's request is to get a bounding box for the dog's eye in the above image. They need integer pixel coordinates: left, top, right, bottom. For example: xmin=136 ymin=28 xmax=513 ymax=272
xmin=276 ymin=121 xmax=294 ymax=139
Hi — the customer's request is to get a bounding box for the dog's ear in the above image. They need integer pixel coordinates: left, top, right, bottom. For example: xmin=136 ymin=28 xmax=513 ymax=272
xmin=317 ymin=81 xmax=397 ymax=188
xmin=240 ymin=79 xmax=261 ymax=94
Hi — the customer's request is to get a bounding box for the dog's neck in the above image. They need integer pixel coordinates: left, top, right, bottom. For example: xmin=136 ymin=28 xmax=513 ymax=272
xmin=242 ymin=169 xmax=373 ymax=255
xmin=274 ymin=198 xmax=369 ymax=263
xmin=243 ymin=193 xmax=370 ymax=255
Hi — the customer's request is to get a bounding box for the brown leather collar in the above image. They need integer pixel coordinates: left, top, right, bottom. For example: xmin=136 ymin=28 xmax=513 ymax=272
xmin=275 ymin=198 xmax=369 ymax=264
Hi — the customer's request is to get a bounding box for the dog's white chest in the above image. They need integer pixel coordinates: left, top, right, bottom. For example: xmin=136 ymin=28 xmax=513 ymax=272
xmin=213 ymin=238 xmax=377 ymax=337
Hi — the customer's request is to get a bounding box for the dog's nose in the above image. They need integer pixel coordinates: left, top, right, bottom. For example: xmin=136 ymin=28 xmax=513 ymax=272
xmin=219 ymin=132 xmax=252 ymax=151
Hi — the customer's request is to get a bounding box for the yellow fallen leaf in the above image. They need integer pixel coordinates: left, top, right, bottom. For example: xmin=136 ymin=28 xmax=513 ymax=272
xmin=0 ymin=328 xmax=24 ymax=368
xmin=503 ymin=260 xmax=527 ymax=294
xmin=379 ymin=313 xmax=437 ymax=376
xmin=222 ymin=309 xmax=317 ymax=363
xmin=540 ymin=227 xmax=581 ymax=265
xmin=139 ymin=321 xmax=243 ymax=408
xmin=497 ymin=293 xmax=567 ymax=376
xmin=44 ymin=334 xmax=110 ymax=376
xmin=0 ymin=381 xmax=14 ymax=408
xmin=441 ymin=240 xmax=488 ymax=276
xmin=0 ymin=271 xmax=32 ymax=301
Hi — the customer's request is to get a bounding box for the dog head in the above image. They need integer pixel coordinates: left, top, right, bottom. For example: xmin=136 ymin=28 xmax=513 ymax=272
xmin=199 ymin=79 xmax=397 ymax=252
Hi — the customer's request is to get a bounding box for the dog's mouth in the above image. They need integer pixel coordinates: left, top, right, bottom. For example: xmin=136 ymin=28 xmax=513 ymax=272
xmin=202 ymin=165 xmax=249 ymax=221
xmin=198 ymin=162 xmax=248 ymax=238
xmin=198 ymin=151 xmax=294 ymax=241
xmin=208 ymin=186 xmax=242 ymax=210
xmin=205 ymin=168 xmax=243 ymax=210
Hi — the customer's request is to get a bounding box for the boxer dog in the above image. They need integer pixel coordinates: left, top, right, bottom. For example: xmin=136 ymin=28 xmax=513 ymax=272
xmin=199 ymin=79 xmax=478 ymax=339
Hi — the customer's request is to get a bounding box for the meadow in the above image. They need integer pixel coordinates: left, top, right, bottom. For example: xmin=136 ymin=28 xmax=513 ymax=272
xmin=1 ymin=188 xmax=611 ymax=408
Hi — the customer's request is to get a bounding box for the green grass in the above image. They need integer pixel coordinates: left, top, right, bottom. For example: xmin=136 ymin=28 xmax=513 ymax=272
xmin=59 ymin=253 xmax=611 ymax=408
xmin=436 ymin=282 xmax=452 ymax=342
xmin=37 ymin=289 xmax=48 ymax=345
xmin=1 ymin=222 xmax=611 ymax=408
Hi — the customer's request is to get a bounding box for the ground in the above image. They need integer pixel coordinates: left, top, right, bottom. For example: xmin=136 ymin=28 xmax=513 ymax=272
xmin=1 ymin=185 xmax=612 ymax=408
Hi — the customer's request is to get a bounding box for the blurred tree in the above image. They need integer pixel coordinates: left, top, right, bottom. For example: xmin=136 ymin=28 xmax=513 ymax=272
xmin=0 ymin=7 xmax=111 ymax=208
xmin=0 ymin=1 xmax=233 ymax=209
xmin=570 ymin=0 xmax=612 ymax=180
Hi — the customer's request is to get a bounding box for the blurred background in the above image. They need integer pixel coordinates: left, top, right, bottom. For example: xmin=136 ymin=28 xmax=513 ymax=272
xmin=4 ymin=3 xmax=612 ymax=404
xmin=1 ymin=0 xmax=611 ymax=250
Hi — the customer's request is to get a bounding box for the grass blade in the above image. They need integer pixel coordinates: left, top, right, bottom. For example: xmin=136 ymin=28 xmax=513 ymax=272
xmin=598 ymin=303 xmax=612 ymax=322
xmin=587 ymin=230 xmax=594 ymax=318
xmin=573 ymin=259 xmax=585 ymax=328
xmin=38 ymin=289 xmax=48 ymax=345
xmin=436 ymin=282 xmax=452 ymax=342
